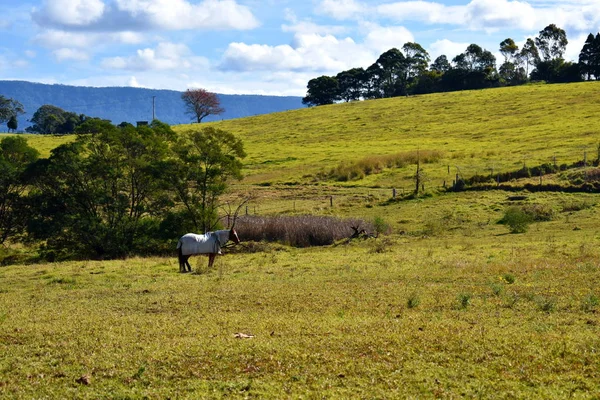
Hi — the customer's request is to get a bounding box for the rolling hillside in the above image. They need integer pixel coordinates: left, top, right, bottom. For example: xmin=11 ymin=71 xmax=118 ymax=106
xmin=170 ymin=81 xmax=600 ymax=191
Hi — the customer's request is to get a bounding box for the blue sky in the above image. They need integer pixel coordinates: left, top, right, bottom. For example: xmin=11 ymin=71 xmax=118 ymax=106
xmin=0 ymin=0 xmax=598 ymax=96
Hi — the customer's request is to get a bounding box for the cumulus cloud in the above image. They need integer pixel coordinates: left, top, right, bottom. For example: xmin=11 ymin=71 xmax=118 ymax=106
xmin=101 ymin=42 xmax=209 ymax=71
xmin=34 ymin=0 xmax=106 ymax=27
xmin=219 ymin=32 xmax=376 ymax=73
xmin=53 ymin=48 xmax=91 ymax=61
xmin=361 ymin=23 xmax=414 ymax=53
xmin=32 ymin=0 xmax=259 ymax=31
xmin=347 ymin=0 xmax=600 ymax=34
xmin=316 ymin=0 xmax=366 ymax=20
xmin=427 ymin=39 xmax=472 ymax=62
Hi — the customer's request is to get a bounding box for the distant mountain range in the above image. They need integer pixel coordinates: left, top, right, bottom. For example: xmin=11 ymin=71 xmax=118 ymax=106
xmin=0 ymin=81 xmax=304 ymax=131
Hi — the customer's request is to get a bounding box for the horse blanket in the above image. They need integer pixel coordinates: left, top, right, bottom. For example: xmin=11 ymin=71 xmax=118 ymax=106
xmin=176 ymin=231 xmax=231 ymax=256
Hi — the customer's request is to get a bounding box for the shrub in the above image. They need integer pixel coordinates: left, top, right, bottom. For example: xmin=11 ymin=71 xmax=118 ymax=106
xmin=373 ymin=216 xmax=391 ymax=236
xmin=500 ymin=206 xmax=532 ymax=233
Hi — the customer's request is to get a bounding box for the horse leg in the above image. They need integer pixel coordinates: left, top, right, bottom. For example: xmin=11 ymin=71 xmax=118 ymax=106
xmin=178 ymin=248 xmax=185 ymax=273
xmin=185 ymin=256 xmax=192 ymax=272
xmin=208 ymin=253 xmax=216 ymax=268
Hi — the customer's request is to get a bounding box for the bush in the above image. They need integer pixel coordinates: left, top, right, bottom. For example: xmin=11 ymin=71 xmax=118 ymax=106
xmin=500 ymin=206 xmax=533 ymax=233
xmin=234 ymin=215 xmax=373 ymax=247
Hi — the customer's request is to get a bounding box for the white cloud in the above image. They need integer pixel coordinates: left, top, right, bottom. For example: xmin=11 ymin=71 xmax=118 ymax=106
xmin=220 ymin=33 xmax=376 ymax=73
xmin=127 ymin=76 xmax=144 ymax=87
xmin=101 ymin=42 xmax=209 ymax=71
xmin=34 ymin=29 xmax=147 ymax=52
xmin=53 ymin=48 xmax=91 ymax=61
xmin=428 ymin=39 xmax=471 ymax=61
xmin=373 ymin=0 xmax=600 ymax=34
xmin=25 ymin=50 xmax=37 ymax=58
xmin=362 ymin=23 xmax=414 ymax=53
xmin=377 ymin=1 xmax=465 ymax=25
xmin=317 ymin=0 xmax=366 ymax=20
xmin=33 ymin=0 xmax=259 ymax=31
xmin=33 ymin=0 xmax=106 ymax=27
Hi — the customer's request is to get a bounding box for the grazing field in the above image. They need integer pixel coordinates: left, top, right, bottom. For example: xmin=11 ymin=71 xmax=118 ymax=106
xmin=2 ymin=82 xmax=600 ymax=397
xmin=2 ymin=190 xmax=600 ymax=398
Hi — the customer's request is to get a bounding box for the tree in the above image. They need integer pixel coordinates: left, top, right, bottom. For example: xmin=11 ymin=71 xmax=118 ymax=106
xmin=167 ymin=127 xmax=246 ymax=233
xmin=375 ymin=48 xmax=407 ymax=97
xmin=181 ymin=88 xmax=225 ymax=123
xmin=75 ymin=118 xmax=118 ymax=135
xmin=499 ymin=38 xmax=519 ymax=63
xmin=0 ymin=136 xmax=39 ymax=244
xmin=402 ymin=42 xmax=430 ymax=79
xmin=535 ymin=24 xmax=568 ymax=61
xmin=0 ymin=95 xmax=25 ymax=129
xmin=302 ymin=76 xmax=340 ymax=106
xmin=7 ymin=116 xmax=18 ymax=133
xmin=27 ymin=105 xmax=67 ymax=134
xmin=28 ymin=121 xmax=176 ymax=259
xmin=579 ymin=33 xmax=600 ymax=80
xmin=520 ymin=38 xmax=540 ymax=78
xmin=430 ymin=55 xmax=451 ymax=73
xmin=336 ymin=68 xmax=365 ymax=102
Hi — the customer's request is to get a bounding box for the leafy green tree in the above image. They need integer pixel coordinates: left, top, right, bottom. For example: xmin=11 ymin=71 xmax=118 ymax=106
xmin=336 ymin=68 xmax=365 ymax=102
xmin=535 ymin=24 xmax=568 ymax=61
xmin=499 ymin=61 xmax=527 ymax=86
xmin=402 ymin=42 xmax=430 ymax=79
xmin=499 ymin=38 xmax=519 ymax=63
xmin=28 ymin=121 xmax=175 ymax=259
xmin=27 ymin=105 xmax=67 ymax=134
xmin=0 ymin=136 xmax=39 ymax=244
xmin=520 ymin=38 xmax=540 ymax=78
xmin=75 ymin=118 xmax=118 ymax=135
xmin=375 ymin=48 xmax=407 ymax=97
xmin=0 ymin=95 xmax=25 ymax=129
xmin=7 ymin=116 xmax=18 ymax=132
xmin=363 ymin=63 xmax=385 ymax=99
xmin=430 ymin=55 xmax=451 ymax=73
xmin=167 ymin=127 xmax=246 ymax=233
xmin=579 ymin=33 xmax=600 ymax=80
xmin=302 ymin=76 xmax=340 ymax=106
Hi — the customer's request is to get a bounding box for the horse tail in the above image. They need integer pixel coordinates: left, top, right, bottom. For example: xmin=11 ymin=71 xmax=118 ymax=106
xmin=176 ymin=238 xmax=182 ymax=249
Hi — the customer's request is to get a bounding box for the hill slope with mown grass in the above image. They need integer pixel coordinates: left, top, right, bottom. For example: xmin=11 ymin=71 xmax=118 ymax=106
xmin=170 ymin=81 xmax=600 ymax=190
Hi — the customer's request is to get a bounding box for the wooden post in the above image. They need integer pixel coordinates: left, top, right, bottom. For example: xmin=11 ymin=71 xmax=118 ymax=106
xmin=330 ymin=196 xmax=333 ymax=207
xmin=392 ymin=188 xmax=396 ymax=198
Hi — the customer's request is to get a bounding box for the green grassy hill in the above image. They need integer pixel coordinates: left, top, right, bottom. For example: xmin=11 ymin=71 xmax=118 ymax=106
xmin=172 ymin=81 xmax=600 ymax=190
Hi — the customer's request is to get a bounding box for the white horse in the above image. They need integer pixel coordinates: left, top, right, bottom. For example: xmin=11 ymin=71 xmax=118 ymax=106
xmin=176 ymin=229 xmax=240 ymax=272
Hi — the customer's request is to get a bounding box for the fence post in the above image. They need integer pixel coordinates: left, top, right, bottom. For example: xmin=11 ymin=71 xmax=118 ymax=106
xmin=392 ymin=188 xmax=396 ymax=198
xmin=330 ymin=196 xmax=333 ymax=207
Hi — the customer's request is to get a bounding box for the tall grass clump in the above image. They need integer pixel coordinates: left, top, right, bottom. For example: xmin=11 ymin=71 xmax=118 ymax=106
xmin=323 ymin=150 xmax=443 ymax=182
xmin=234 ymin=215 xmax=373 ymax=247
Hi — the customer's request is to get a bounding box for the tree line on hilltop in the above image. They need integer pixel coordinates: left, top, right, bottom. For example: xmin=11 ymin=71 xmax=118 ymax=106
xmin=303 ymin=24 xmax=600 ymax=106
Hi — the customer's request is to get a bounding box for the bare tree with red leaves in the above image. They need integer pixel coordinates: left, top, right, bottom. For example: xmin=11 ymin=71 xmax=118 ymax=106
xmin=181 ymin=88 xmax=225 ymax=123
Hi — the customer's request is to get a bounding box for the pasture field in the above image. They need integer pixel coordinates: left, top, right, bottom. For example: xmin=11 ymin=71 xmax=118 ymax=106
xmin=2 ymin=189 xmax=600 ymax=398
xmin=2 ymin=82 xmax=600 ymax=397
